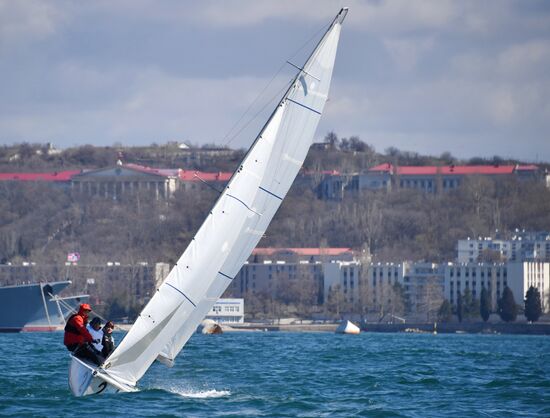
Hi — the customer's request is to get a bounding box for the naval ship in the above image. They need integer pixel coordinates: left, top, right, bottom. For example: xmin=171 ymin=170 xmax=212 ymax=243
xmin=0 ymin=281 xmax=88 ymax=332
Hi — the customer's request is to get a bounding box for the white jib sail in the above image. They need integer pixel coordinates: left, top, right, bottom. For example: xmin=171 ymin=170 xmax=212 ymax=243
xmin=102 ymin=8 xmax=348 ymax=388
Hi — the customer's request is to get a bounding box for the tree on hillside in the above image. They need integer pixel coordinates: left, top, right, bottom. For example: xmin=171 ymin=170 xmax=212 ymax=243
xmin=455 ymin=291 xmax=464 ymax=323
xmin=498 ymin=286 xmax=518 ymax=322
xmin=478 ymin=248 xmax=503 ymax=263
xmin=462 ymin=288 xmax=480 ymax=320
xmin=480 ymin=286 xmax=491 ymax=322
xmin=389 ymin=282 xmax=407 ymax=318
xmin=324 ymin=131 xmax=339 ymax=149
xmin=524 ymin=286 xmax=542 ymax=323
xmin=325 ymin=285 xmax=345 ymax=319
xmin=438 ymin=299 xmax=453 ymax=322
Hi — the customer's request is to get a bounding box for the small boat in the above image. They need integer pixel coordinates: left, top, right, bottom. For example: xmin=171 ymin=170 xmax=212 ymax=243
xmin=336 ymin=320 xmax=361 ymax=335
xmin=68 ymin=7 xmax=349 ymax=396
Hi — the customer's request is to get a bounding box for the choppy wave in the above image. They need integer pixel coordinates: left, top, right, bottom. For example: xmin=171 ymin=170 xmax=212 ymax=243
xmin=155 ymin=384 xmax=231 ymax=398
xmin=1 ymin=332 xmax=549 ymax=417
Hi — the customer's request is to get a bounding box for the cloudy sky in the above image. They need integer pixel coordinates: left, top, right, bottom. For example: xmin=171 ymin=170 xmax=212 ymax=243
xmin=1 ymin=0 xmax=550 ymax=161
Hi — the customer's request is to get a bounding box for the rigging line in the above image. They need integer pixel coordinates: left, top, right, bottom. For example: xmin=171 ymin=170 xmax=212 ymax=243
xmin=226 ymin=193 xmax=262 ymax=216
xmin=222 ymin=20 xmax=330 ymax=148
xmin=223 ymin=79 xmax=293 ymax=147
xmin=221 ymin=60 xmax=287 ymax=146
xmin=193 ymin=172 xmax=223 ymax=194
xmin=285 ymin=61 xmax=320 ymax=81
xmin=48 ymin=293 xmax=126 ymax=332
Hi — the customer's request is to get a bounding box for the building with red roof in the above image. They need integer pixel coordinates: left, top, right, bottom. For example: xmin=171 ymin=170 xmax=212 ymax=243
xmin=362 ymin=163 xmax=541 ymax=193
xmin=0 ymin=170 xmax=82 ymax=183
xmin=69 ymin=163 xmax=233 ymax=199
xmin=314 ymin=163 xmax=543 ymax=198
xmin=0 ymin=163 xmax=233 ymax=199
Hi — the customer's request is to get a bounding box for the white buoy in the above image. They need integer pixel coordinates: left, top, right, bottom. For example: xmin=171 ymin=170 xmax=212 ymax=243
xmin=335 ymin=320 xmax=360 ymax=334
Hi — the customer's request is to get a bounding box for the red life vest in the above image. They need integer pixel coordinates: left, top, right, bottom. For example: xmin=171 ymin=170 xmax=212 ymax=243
xmin=64 ymin=312 xmax=93 ymax=346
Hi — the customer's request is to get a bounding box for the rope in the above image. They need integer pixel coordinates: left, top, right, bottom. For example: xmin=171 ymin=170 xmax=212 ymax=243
xmin=48 ymin=293 xmax=124 ymax=331
xmin=222 ymin=20 xmax=330 ymax=148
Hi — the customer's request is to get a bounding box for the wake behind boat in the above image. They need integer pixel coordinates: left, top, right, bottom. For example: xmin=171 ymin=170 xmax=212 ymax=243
xmin=69 ymin=7 xmax=349 ymax=396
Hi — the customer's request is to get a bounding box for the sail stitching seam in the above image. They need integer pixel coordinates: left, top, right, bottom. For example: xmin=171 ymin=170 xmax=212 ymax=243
xmin=165 ymin=283 xmax=197 ymax=307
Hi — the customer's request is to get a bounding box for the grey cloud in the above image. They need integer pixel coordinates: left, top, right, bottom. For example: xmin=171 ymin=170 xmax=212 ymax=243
xmin=0 ymin=0 xmax=549 ymax=162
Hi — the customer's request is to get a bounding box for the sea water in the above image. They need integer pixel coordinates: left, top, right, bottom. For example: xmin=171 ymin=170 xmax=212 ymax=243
xmin=0 ymin=331 xmax=549 ymax=417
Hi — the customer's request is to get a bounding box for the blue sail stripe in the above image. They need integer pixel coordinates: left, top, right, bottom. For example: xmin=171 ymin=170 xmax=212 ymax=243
xmin=165 ymin=283 xmax=196 ymax=307
xmin=286 ymin=98 xmax=321 ymax=115
xmin=218 ymin=271 xmax=233 ymax=281
xmin=259 ymin=186 xmax=283 ymax=200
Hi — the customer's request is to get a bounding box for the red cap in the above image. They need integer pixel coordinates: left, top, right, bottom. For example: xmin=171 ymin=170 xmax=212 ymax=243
xmin=80 ymin=303 xmax=92 ymax=311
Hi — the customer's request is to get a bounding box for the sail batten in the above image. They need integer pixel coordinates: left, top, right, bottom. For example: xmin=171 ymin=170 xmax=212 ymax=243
xmin=101 ymin=8 xmax=347 ymax=387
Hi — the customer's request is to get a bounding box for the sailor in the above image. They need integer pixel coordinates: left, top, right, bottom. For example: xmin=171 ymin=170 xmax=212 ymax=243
xmin=102 ymin=321 xmax=115 ymax=357
xmin=86 ymin=317 xmax=104 ymax=353
xmin=63 ymin=303 xmax=103 ymax=366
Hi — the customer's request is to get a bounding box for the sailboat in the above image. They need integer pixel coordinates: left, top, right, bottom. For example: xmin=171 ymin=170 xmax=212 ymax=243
xmin=68 ymin=7 xmax=349 ymax=396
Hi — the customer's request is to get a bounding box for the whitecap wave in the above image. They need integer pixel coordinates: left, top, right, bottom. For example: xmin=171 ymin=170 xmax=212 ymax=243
xmin=176 ymin=389 xmax=231 ymax=399
xmin=158 ymin=384 xmax=231 ymax=398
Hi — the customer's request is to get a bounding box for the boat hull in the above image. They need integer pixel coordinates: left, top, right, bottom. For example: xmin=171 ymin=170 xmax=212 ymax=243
xmin=0 ymin=281 xmax=71 ymax=332
xmin=69 ymin=356 xmax=137 ymax=397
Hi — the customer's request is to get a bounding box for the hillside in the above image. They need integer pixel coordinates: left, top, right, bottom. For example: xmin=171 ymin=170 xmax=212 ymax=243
xmin=1 ymin=136 xmax=549 ymax=265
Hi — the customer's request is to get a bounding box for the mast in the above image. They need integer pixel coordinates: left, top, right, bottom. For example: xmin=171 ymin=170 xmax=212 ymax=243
xmin=98 ymin=7 xmax=349 ymax=389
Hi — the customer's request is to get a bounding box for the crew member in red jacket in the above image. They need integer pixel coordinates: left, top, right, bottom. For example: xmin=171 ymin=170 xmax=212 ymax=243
xmin=64 ymin=303 xmax=103 ymax=366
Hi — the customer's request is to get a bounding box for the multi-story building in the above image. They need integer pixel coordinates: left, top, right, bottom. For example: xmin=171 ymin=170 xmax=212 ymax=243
xmin=323 ymin=261 xmax=362 ymax=305
xmin=458 ymin=232 xmax=550 ymax=263
xmin=205 ymin=298 xmax=244 ymax=323
xmin=366 ymin=262 xmax=405 ymax=310
xmin=362 ymin=163 xmax=541 ymax=193
xmin=0 ymin=163 xmax=232 ymax=200
xmin=443 ymin=261 xmax=549 ymax=312
xmin=70 ymin=163 xmax=180 ymax=199
xmin=228 ymin=248 xmax=355 ymax=304
xmin=402 ymin=262 xmax=445 ymax=321
xmin=314 ymin=163 xmax=543 ymax=199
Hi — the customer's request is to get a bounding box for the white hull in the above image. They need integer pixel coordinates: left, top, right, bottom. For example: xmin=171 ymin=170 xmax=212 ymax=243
xmin=68 ymin=356 xmax=137 ymax=396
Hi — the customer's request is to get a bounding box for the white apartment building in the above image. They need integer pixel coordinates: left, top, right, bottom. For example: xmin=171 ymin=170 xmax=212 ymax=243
xmin=402 ymin=262 xmax=445 ymax=320
xmin=205 ymin=298 xmax=244 ymax=323
xmin=367 ymin=262 xmax=405 ymax=308
xmin=323 ymin=261 xmax=362 ymax=305
xmin=444 ymin=261 xmax=549 ymax=312
xmin=458 ymin=232 xmax=550 ymax=263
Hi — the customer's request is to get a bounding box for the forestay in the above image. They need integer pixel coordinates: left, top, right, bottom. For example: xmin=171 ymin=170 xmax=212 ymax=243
xmin=101 ymin=7 xmax=348 ymax=389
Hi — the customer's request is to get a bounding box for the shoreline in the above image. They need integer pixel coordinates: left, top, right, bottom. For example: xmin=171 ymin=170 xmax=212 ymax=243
xmin=115 ymin=321 xmax=550 ymax=335
xmin=226 ymin=321 xmax=550 ymax=335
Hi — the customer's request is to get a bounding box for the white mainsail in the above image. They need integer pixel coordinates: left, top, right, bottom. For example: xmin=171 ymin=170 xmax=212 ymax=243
xmin=100 ymin=7 xmax=348 ymax=389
